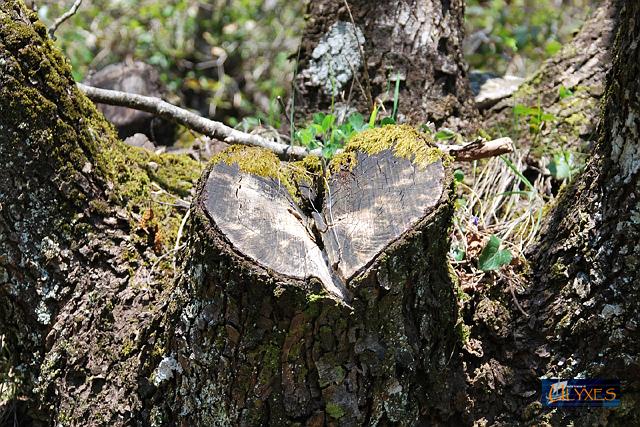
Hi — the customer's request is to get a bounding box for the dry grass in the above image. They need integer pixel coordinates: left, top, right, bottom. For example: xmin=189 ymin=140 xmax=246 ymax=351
xmin=450 ymin=149 xmax=555 ymax=312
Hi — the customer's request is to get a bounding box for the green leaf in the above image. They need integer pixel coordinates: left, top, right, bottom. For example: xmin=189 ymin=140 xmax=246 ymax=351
xmin=321 ymin=114 xmax=336 ymax=134
xmin=313 ymin=112 xmax=326 ymax=125
xmin=348 ymin=113 xmax=366 ymax=131
xmin=453 ymin=169 xmax=465 ymax=182
xmin=392 ymin=78 xmax=401 ymax=120
xmin=478 ymin=235 xmax=513 ymax=271
xmin=513 ymin=104 xmax=537 ymax=117
xmin=545 ymin=39 xmax=562 ymax=56
xmin=321 ymin=144 xmax=340 ymax=158
xmin=380 ymin=117 xmax=396 ymax=126
xmin=451 ymin=247 xmax=466 ymax=262
xmin=500 ymin=156 xmax=535 ymax=193
xmin=369 ymin=105 xmax=379 ymax=127
xmin=558 ymin=85 xmax=573 ymax=99
xmin=504 ymin=36 xmax=518 ymax=52
xmin=548 ymin=152 xmax=573 ymax=180
xmin=435 ymin=129 xmax=456 ymax=141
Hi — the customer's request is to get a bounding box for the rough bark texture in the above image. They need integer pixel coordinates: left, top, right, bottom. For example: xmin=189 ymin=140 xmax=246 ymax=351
xmin=296 ymin=0 xmax=477 ymax=127
xmin=525 ymin=0 xmax=640 ymax=423
xmin=0 ymin=2 xmax=200 ymax=424
xmin=459 ymin=1 xmax=640 ymax=424
xmin=160 ymin=154 xmax=462 ymax=425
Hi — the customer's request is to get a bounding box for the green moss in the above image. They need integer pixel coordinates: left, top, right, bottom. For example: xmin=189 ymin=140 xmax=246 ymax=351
xmin=334 ymin=125 xmax=450 ymax=170
xmin=551 ymin=261 xmax=567 ymax=278
xmin=564 ymin=112 xmax=588 ymax=127
xmin=121 ymin=339 xmax=134 ymax=357
xmin=456 ymin=320 xmax=471 ymax=344
xmin=1 ymin=2 xmax=201 ymax=255
xmin=212 ymin=146 xmax=319 ymax=201
xmin=89 ymin=199 xmax=111 ymax=216
xmin=258 ymin=344 xmax=280 ymax=384
xmin=325 ymin=402 xmax=345 ymax=419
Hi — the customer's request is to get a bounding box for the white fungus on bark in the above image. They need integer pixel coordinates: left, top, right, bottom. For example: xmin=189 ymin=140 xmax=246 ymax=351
xmin=153 ymin=356 xmax=183 ymax=386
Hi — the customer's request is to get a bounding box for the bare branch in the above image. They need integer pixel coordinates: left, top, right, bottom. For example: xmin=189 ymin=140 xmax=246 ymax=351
xmin=48 ymin=0 xmax=82 ymax=39
xmin=77 ymin=83 xmax=513 ymax=161
xmin=77 ymin=83 xmax=318 ymax=160
xmin=444 ymin=137 xmax=514 ymax=162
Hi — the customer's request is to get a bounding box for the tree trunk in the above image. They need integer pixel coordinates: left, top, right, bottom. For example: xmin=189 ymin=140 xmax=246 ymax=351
xmin=0 ymin=2 xmax=201 ymax=424
xmin=525 ymin=0 xmax=640 ymax=423
xmin=2 ymin=0 xmax=640 ymax=426
xmin=295 ymin=0 xmax=477 ymax=127
xmin=159 ymin=139 xmax=465 ymax=425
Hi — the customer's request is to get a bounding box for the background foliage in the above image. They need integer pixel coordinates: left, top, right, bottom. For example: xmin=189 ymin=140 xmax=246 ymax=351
xmin=34 ymin=0 xmax=305 ymax=124
xmin=465 ymin=0 xmax=597 ymax=76
xmin=34 ymin=0 xmax=598 ymax=125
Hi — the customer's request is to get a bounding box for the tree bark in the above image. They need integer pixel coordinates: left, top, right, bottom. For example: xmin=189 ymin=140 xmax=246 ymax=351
xmin=2 ymin=0 xmax=640 ymax=426
xmin=295 ymin=0 xmax=477 ymax=127
xmin=525 ymin=0 xmax=640 ymax=423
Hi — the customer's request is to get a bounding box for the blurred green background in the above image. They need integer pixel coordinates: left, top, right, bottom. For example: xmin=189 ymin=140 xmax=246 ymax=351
xmin=33 ymin=0 xmax=597 ymax=125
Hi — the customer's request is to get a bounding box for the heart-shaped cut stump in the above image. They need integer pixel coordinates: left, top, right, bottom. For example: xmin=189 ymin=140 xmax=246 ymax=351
xmin=201 ymin=127 xmax=448 ymax=303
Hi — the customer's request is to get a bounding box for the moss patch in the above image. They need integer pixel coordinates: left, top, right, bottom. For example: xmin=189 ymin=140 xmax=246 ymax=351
xmin=337 ymin=124 xmax=450 ymax=169
xmin=212 ymin=145 xmax=319 ymax=201
xmin=325 ymin=402 xmax=345 ymax=419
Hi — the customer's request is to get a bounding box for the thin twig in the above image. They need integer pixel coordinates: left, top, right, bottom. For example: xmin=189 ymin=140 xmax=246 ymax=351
xmin=78 ymin=82 xmax=318 ymax=160
xmin=48 ymin=0 xmax=83 ymax=39
xmin=77 ymin=83 xmax=512 ymax=161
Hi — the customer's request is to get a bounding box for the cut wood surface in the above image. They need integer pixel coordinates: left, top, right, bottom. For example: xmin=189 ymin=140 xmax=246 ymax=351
xmin=202 ymin=146 xmax=446 ymax=301
xmin=202 ymin=161 xmax=346 ymax=300
xmin=319 ymin=150 xmax=445 ymax=281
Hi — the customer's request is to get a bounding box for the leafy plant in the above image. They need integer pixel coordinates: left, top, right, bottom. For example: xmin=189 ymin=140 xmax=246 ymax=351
xmin=294 ymin=112 xmax=369 ymax=158
xmin=548 ymin=149 xmax=578 ymax=181
xmin=558 ymin=85 xmax=574 ymax=99
xmin=478 ymin=235 xmax=513 ymax=271
xmin=513 ymin=104 xmax=556 ymax=134
xmin=465 ymin=0 xmax=594 ymax=76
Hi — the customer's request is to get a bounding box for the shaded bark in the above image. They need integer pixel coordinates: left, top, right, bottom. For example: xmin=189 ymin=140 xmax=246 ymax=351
xmin=459 ymin=1 xmax=640 ymax=424
xmin=0 ymin=2 xmax=200 ymax=424
xmin=525 ymin=0 xmax=640 ymax=423
xmin=295 ymin=0 xmax=477 ymax=127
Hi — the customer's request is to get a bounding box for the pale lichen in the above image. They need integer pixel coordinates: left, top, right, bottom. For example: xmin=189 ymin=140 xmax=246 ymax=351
xmin=152 ymin=356 xmax=183 ymax=386
xmin=302 ymin=21 xmax=365 ymax=96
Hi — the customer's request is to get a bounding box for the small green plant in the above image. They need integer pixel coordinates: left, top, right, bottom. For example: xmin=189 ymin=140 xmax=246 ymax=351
xmin=513 ymin=103 xmax=556 ymax=134
xmin=558 ymin=85 xmax=574 ymax=100
xmin=294 ymin=112 xmax=368 ymax=157
xmin=478 ymin=235 xmax=513 ymax=271
xmin=548 ymin=149 xmax=579 ymax=181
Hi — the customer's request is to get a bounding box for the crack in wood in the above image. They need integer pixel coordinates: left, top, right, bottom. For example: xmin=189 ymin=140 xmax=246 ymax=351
xmin=202 ymin=149 xmax=446 ymax=303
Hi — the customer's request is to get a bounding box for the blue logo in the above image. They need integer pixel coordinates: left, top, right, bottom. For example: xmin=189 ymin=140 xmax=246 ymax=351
xmin=541 ymin=379 xmax=620 ymax=408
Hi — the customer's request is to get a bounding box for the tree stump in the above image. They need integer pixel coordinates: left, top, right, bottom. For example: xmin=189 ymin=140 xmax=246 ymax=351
xmin=164 ymin=127 xmax=464 ymax=425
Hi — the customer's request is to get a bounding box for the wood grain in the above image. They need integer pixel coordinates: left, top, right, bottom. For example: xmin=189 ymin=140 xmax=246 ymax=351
xmin=319 ymin=150 xmax=445 ymax=281
xmin=203 ymin=162 xmax=347 ymax=300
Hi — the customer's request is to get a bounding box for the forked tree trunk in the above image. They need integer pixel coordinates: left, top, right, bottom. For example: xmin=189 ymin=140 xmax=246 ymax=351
xmin=296 ymin=0 xmax=477 ymax=126
xmin=1 ymin=0 xmax=640 ymax=426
